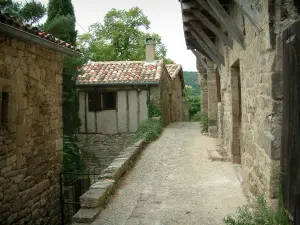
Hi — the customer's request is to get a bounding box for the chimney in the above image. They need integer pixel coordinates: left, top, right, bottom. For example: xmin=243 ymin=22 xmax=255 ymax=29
xmin=145 ymin=37 xmax=155 ymax=62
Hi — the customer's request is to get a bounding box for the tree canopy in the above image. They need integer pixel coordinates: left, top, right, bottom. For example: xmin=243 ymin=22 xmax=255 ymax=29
xmin=78 ymin=7 xmax=174 ymax=64
xmin=45 ymin=0 xmax=77 ymax=45
xmin=0 ymin=0 xmax=46 ymax=25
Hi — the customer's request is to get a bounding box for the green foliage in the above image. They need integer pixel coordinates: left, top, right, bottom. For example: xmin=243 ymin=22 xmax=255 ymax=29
xmin=147 ymin=100 xmax=161 ymax=118
xmin=44 ymin=15 xmax=77 ymax=44
xmin=132 ymin=118 xmax=163 ymax=143
xmin=45 ymin=0 xmax=85 ymax=172
xmin=77 ymin=7 xmax=174 ymax=62
xmin=191 ymin=112 xmax=208 ymax=133
xmin=19 ymin=0 xmax=46 ymax=25
xmin=223 ymin=195 xmax=289 ymax=225
xmin=183 ymin=71 xmax=200 ymax=95
xmin=63 ymin=135 xmax=83 ymax=173
xmin=0 ymin=0 xmax=46 ymax=25
xmin=184 ymin=85 xmax=201 ymax=118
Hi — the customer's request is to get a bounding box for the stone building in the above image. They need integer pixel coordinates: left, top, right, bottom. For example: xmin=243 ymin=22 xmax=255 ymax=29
xmin=0 ymin=13 xmax=80 ymax=224
xmin=178 ymin=0 xmax=300 ymax=202
xmin=77 ymin=39 xmax=185 ymax=134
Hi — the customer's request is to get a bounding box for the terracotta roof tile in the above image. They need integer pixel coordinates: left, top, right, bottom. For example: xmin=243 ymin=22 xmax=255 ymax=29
xmin=0 ymin=12 xmax=80 ymax=52
xmin=166 ymin=64 xmax=182 ymax=79
xmin=77 ymin=61 xmax=162 ymax=85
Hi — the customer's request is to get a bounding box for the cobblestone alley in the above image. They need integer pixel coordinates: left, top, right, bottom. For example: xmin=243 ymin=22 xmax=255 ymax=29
xmin=92 ymin=122 xmax=247 ymax=225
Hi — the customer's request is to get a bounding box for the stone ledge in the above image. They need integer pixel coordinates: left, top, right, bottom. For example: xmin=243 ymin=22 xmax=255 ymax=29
xmin=72 ymin=208 xmax=102 ymax=223
xmin=74 ymin=139 xmax=146 ymax=224
xmin=80 ymin=188 xmax=107 ymax=208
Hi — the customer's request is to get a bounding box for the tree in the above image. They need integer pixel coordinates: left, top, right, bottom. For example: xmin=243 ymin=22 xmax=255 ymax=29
xmin=45 ymin=0 xmax=84 ymax=172
xmin=78 ymin=7 xmax=174 ymax=64
xmin=0 ymin=0 xmax=46 ymax=25
xmin=45 ymin=0 xmax=77 ymax=45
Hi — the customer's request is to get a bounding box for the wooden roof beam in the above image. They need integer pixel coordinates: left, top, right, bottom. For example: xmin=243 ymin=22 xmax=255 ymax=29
xmin=192 ymin=10 xmax=233 ymax=48
xmin=190 ymin=30 xmax=221 ymax=67
xmin=205 ymin=0 xmax=246 ymax=49
xmin=190 ymin=21 xmax=225 ymax=65
xmin=191 ymin=49 xmax=209 ymax=71
xmin=233 ymin=0 xmax=262 ymax=31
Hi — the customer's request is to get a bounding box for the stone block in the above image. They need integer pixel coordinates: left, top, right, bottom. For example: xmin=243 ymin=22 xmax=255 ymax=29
xmin=72 ymin=208 xmax=102 ymax=223
xmin=90 ymin=179 xmax=115 ymax=192
xmin=80 ymin=188 xmax=107 ymax=208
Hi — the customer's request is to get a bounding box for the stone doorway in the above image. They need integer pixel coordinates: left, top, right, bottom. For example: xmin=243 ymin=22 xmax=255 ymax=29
xmin=230 ymin=60 xmax=242 ymax=164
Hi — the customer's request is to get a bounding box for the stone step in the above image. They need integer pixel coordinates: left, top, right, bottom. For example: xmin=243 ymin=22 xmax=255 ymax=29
xmin=72 ymin=208 xmax=102 ymax=223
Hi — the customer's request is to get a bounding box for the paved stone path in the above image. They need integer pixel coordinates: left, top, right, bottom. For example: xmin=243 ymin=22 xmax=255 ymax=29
xmin=92 ymin=122 xmax=247 ymax=225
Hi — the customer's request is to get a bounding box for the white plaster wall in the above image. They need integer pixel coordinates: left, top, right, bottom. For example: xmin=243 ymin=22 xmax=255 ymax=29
xmin=139 ymin=90 xmax=148 ymax=124
xmin=96 ymin=110 xmax=118 ymax=134
xmin=79 ymin=92 xmax=86 ymax=133
xmin=128 ymin=90 xmax=138 ymax=132
xmin=86 ymin=94 xmax=96 ymax=133
xmin=117 ymin=91 xmax=128 ymax=133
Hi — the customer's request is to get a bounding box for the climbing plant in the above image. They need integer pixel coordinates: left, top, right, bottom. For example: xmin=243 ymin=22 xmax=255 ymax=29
xmin=44 ymin=0 xmax=85 ymax=173
xmin=147 ymin=100 xmax=161 ymax=118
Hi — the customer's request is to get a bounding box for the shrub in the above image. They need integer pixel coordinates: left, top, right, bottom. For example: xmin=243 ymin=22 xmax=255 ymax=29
xmin=223 ymin=195 xmax=289 ymax=225
xmin=191 ymin=112 xmax=208 ymax=133
xmin=132 ymin=118 xmax=163 ymax=143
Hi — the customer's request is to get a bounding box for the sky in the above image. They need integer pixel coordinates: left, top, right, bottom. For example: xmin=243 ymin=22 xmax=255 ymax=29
xmin=19 ymin=0 xmax=197 ymax=71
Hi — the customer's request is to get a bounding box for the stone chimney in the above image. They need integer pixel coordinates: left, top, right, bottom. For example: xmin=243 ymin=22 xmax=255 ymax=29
xmin=145 ymin=37 xmax=155 ymax=62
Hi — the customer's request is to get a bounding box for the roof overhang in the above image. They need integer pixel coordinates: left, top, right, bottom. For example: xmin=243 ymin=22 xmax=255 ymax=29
xmin=76 ymin=82 xmax=160 ymax=87
xmin=179 ymin=0 xmax=262 ymax=68
xmin=0 ymin=22 xmax=81 ymax=57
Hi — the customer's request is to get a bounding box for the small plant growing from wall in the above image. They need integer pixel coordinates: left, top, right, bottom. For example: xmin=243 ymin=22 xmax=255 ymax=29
xmin=223 ymin=163 xmax=289 ymax=225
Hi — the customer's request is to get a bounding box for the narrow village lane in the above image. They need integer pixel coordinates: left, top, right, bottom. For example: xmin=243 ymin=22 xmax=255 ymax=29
xmin=93 ymin=122 xmax=247 ymax=225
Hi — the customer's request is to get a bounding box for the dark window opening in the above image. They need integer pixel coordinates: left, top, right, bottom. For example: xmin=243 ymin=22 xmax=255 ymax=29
xmin=88 ymin=92 xmax=116 ymax=112
xmin=102 ymin=92 xmax=116 ymax=110
xmin=88 ymin=92 xmax=101 ymax=112
xmin=1 ymin=92 xmax=8 ymax=124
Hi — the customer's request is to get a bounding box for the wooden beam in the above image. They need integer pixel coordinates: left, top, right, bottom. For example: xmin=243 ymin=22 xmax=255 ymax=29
xmin=188 ymin=39 xmax=214 ymax=62
xmin=182 ymin=15 xmax=197 ymax=23
xmin=181 ymin=2 xmax=198 ymax=11
xmin=190 ymin=30 xmax=221 ymax=67
xmin=190 ymin=21 xmax=225 ymax=65
xmin=233 ymin=0 xmax=262 ymax=31
xmin=205 ymin=0 xmax=246 ymax=49
xmin=192 ymin=10 xmax=233 ymax=48
xmin=191 ymin=49 xmax=209 ymax=71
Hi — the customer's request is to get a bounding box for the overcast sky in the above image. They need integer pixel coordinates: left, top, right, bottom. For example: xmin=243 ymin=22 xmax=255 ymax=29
xmin=19 ymin=0 xmax=196 ymax=71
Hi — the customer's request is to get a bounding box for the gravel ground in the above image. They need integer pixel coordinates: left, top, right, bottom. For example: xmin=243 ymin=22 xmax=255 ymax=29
xmin=92 ymin=122 xmax=247 ymax=225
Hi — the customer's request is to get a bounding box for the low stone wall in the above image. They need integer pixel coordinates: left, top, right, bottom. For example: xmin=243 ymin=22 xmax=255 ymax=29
xmin=79 ymin=134 xmax=133 ymax=174
xmin=72 ymin=139 xmax=146 ymax=224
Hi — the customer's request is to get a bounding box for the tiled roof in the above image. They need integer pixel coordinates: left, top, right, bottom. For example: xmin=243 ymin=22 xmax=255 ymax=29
xmin=0 ymin=12 xmax=80 ymax=52
xmin=77 ymin=61 xmax=162 ymax=85
xmin=166 ymin=64 xmax=182 ymax=79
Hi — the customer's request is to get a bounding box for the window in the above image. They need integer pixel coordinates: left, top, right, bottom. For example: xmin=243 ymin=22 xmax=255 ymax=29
xmin=1 ymin=92 xmax=8 ymax=124
xmin=102 ymin=92 xmax=116 ymax=110
xmin=88 ymin=92 xmax=116 ymax=112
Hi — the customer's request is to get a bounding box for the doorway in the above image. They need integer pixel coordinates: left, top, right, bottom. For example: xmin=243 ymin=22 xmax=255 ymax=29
xmin=230 ymin=60 xmax=242 ymax=164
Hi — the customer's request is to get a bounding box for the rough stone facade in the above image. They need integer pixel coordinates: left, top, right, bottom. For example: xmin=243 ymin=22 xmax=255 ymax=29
xmin=0 ymin=35 xmax=63 ymax=224
xmin=196 ymin=1 xmax=300 ymax=200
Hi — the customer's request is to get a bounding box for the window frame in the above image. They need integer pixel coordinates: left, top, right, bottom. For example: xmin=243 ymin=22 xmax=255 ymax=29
xmin=87 ymin=91 xmax=117 ymax=112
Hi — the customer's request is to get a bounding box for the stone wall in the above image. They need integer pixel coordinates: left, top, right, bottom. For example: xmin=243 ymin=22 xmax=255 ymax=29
xmin=0 ymin=35 xmax=63 ymax=224
xmin=171 ymin=69 xmax=184 ymax=122
xmin=213 ymin=0 xmax=300 ymax=199
xmin=159 ymin=63 xmax=173 ymax=126
xmin=79 ymin=134 xmax=133 ymax=173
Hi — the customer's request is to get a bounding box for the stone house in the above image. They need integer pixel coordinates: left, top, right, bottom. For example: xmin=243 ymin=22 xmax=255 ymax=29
xmin=77 ymin=39 xmax=185 ymax=134
xmin=0 ymin=12 xmax=80 ymax=225
xmin=179 ymin=0 xmax=300 ymax=204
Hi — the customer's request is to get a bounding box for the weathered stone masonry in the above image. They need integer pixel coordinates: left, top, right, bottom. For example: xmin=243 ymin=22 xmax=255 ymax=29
xmin=0 ymin=35 xmax=63 ymax=225
xmin=191 ymin=0 xmax=300 ymax=200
